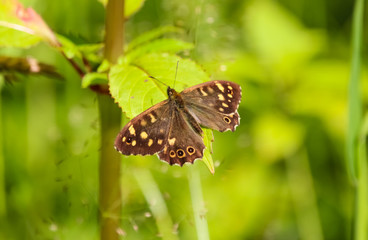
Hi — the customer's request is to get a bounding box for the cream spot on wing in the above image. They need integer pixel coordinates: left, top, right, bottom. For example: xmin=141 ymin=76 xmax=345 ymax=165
xmin=159 ymin=129 xmax=164 ymax=133
xmin=218 ymin=94 xmax=225 ymax=101
xmin=149 ymin=113 xmax=157 ymax=123
xmin=200 ymin=87 xmax=208 ymax=96
xmin=222 ymin=103 xmax=229 ymax=107
xmin=129 ymin=125 xmax=136 ymax=136
xmin=209 ymin=103 xmax=214 ymax=107
xmin=216 ymin=83 xmax=225 ymax=92
xmin=228 ymin=85 xmax=233 ymax=90
xmin=228 ymin=93 xmax=233 ymax=98
xmin=132 ymin=140 xmax=136 ymax=146
xmin=228 ymin=99 xmax=231 ymax=102
xmin=140 ymin=131 xmax=148 ymax=139
xmin=141 ymin=120 xmax=147 ymax=126
xmin=208 ymin=87 xmax=214 ymax=93
xmin=163 ymin=146 xmax=167 ymax=153
xmin=122 ymin=137 xmax=126 ymax=142
xmin=219 ymin=108 xmax=224 ymax=112
xmin=157 ymin=139 xmax=163 ymax=145
xmin=168 ymin=138 xmax=176 ymax=146
xmin=148 ymin=139 xmax=153 ymax=146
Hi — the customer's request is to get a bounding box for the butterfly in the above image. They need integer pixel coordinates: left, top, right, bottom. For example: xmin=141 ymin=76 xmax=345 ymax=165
xmin=114 ymin=80 xmax=242 ymax=166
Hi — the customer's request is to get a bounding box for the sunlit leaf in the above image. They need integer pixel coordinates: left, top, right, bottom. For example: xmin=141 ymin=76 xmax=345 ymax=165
xmin=0 ymin=0 xmax=59 ymax=46
xmin=202 ymin=129 xmax=215 ymax=174
xmin=110 ymin=53 xmax=210 ymax=118
xmin=98 ymin=0 xmax=146 ymax=18
xmin=82 ymin=72 xmax=108 ymax=88
xmin=97 ymin=60 xmax=111 ymax=72
xmin=78 ymin=43 xmax=104 ymax=63
xmin=0 ymin=26 xmax=41 ymax=47
xmin=125 ymin=0 xmax=146 ymax=18
xmin=56 ymin=34 xmax=82 ymax=59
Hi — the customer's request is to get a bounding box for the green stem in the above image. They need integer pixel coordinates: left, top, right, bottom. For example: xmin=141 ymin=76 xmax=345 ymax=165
xmin=98 ymin=94 xmax=122 ymax=240
xmin=0 ymin=84 xmax=5 ymax=216
xmin=355 ymin=114 xmax=368 ymax=240
xmin=347 ymin=0 xmax=366 ymax=239
xmin=134 ymin=168 xmax=179 ymax=240
xmin=99 ymin=0 xmax=125 ymax=239
xmin=104 ymin=0 xmax=125 ymax=64
xmin=346 ymin=0 xmax=363 ymax=183
xmin=188 ymin=168 xmax=210 ymax=240
xmin=285 ymin=151 xmax=324 ymax=240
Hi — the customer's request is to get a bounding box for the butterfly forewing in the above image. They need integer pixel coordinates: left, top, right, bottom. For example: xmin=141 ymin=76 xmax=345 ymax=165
xmin=181 ymin=81 xmax=241 ymax=132
xmin=114 ymin=100 xmax=171 ymax=155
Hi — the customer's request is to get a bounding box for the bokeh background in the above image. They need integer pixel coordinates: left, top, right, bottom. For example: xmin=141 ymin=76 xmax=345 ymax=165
xmin=1 ymin=0 xmax=367 ymax=239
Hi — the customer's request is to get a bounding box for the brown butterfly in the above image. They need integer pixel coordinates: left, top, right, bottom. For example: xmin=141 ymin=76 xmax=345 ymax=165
xmin=114 ymin=80 xmax=242 ymax=166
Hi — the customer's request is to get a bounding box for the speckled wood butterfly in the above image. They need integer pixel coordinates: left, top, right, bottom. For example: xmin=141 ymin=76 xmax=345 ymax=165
xmin=114 ymin=80 xmax=241 ymax=166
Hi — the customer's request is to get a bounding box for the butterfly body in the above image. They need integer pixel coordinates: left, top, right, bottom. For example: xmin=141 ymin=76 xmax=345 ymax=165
xmin=115 ymin=80 xmax=241 ymax=166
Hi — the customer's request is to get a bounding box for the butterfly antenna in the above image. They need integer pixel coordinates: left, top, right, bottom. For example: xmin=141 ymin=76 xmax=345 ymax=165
xmin=149 ymin=75 xmax=168 ymax=87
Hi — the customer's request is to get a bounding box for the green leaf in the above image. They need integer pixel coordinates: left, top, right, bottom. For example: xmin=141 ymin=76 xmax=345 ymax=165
xmin=125 ymin=38 xmax=194 ymax=63
xmin=110 ymin=52 xmax=210 ymax=118
xmin=97 ymin=60 xmax=111 ymax=73
xmin=82 ymin=72 xmax=108 ymax=88
xmin=0 ymin=26 xmax=42 ymax=48
xmin=97 ymin=0 xmax=145 ymax=18
xmin=127 ymin=26 xmax=183 ymax=52
xmin=78 ymin=43 xmax=104 ymax=63
xmin=0 ymin=1 xmax=58 ymax=46
xmin=125 ymin=0 xmax=146 ymax=18
xmin=56 ymin=34 xmax=82 ymax=59
xmin=202 ymin=129 xmax=215 ymax=174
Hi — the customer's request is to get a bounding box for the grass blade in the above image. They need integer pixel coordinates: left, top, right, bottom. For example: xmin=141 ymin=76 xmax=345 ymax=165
xmin=188 ymin=168 xmax=210 ymax=240
xmin=135 ymin=168 xmax=179 ymax=240
xmin=346 ymin=0 xmax=364 ymax=183
xmin=356 ymin=113 xmax=368 ymax=240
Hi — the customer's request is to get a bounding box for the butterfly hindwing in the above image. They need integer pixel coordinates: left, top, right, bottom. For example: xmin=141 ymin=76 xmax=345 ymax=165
xmin=158 ymin=109 xmax=205 ymax=166
xmin=114 ymin=100 xmax=171 ymax=155
xmin=181 ymin=81 xmax=241 ymax=132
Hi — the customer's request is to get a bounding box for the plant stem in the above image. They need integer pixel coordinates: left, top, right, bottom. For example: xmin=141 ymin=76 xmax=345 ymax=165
xmin=356 ymin=114 xmax=368 ymax=240
xmin=99 ymin=0 xmax=125 ymax=239
xmin=188 ymin=168 xmax=210 ymax=240
xmin=347 ymin=0 xmax=365 ymax=239
xmin=0 ymin=86 xmax=5 ymax=217
xmin=98 ymin=95 xmax=122 ymax=240
xmin=104 ymin=0 xmax=125 ymax=64
xmin=135 ymin=168 xmax=179 ymax=240
xmin=285 ymin=151 xmax=324 ymax=240
xmin=346 ymin=0 xmax=363 ymax=183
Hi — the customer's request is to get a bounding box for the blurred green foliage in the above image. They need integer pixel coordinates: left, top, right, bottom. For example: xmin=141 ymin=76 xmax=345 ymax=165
xmin=0 ymin=0 xmax=367 ymax=239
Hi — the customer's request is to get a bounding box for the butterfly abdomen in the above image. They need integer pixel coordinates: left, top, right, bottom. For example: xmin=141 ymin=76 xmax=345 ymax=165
xmin=182 ymin=109 xmax=202 ymax=135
